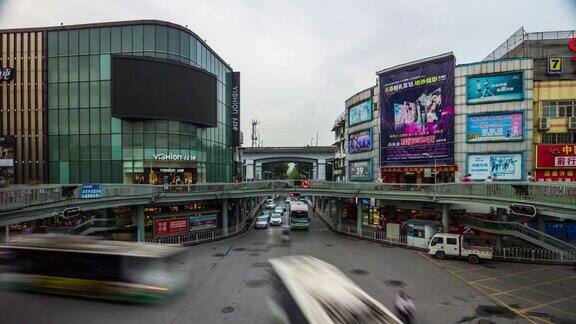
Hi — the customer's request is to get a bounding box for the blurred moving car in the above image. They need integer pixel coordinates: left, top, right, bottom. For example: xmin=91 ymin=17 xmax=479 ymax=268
xmin=0 ymin=235 xmax=187 ymax=304
xmin=270 ymin=213 xmax=283 ymax=226
xmin=268 ymin=256 xmax=402 ymax=323
xmin=255 ymin=215 xmax=270 ymax=229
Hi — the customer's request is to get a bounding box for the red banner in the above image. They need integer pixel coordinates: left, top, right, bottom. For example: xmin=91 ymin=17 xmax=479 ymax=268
xmin=153 ymin=218 xmax=189 ymax=237
xmin=535 ymin=170 xmax=576 ymax=182
xmin=536 ymin=144 xmax=576 ymax=168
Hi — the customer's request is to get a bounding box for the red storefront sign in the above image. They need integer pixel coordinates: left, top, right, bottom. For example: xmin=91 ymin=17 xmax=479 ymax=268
xmin=535 ymin=144 xmax=576 ymax=181
xmin=535 ymin=170 xmax=576 ymax=182
xmin=153 ymin=218 xmax=189 ymax=237
xmin=536 ymin=144 xmax=576 ymax=168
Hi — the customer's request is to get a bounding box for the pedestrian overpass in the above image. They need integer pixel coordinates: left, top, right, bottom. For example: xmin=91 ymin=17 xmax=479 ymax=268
xmin=240 ymin=146 xmax=335 ymax=180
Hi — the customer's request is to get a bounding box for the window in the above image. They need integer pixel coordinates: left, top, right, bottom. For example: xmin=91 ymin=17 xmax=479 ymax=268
xmin=89 ymin=28 xmax=99 ymax=54
xmin=79 ymin=29 xmax=89 ymax=55
xmin=58 ymin=31 xmax=68 ymax=56
xmin=79 ymin=56 xmax=89 ymax=82
xmin=143 ymin=25 xmax=155 ymax=51
xmin=541 ymin=133 xmax=576 ymax=144
xmin=111 ymin=27 xmax=121 ymax=53
xmin=68 ymin=57 xmax=78 ymax=82
xmin=48 ymin=32 xmax=58 ymax=57
xmin=68 ymin=30 xmax=79 ymax=55
xmin=100 ymin=28 xmax=110 ymax=53
xmin=79 ymin=82 xmax=89 ymax=108
xmin=133 ymin=25 xmax=143 ymax=51
xmin=90 ymin=81 xmax=100 ymax=107
xmin=121 ymin=26 xmax=133 ymax=52
xmin=58 ymin=57 xmax=68 ymax=82
xmin=100 ymin=55 xmax=110 ymax=80
xmin=541 ymin=101 xmax=576 ymax=118
xmin=446 ymin=238 xmax=457 ymax=245
xmin=89 ymin=55 xmax=100 ymax=81
xmin=155 ymin=26 xmax=167 ymax=53
xmin=431 ymin=236 xmax=443 ymax=246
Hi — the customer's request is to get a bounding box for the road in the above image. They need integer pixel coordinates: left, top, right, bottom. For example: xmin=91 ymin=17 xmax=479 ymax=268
xmin=0 ymin=207 xmax=562 ymax=323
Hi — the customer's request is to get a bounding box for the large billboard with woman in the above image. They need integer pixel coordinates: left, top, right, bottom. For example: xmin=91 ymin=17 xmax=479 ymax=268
xmin=378 ymin=53 xmax=455 ymax=167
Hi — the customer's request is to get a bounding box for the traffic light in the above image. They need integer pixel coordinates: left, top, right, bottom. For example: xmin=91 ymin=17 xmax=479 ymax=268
xmin=509 ymin=204 xmax=536 ymax=217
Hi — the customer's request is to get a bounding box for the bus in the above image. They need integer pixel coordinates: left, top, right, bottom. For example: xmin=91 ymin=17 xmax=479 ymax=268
xmin=268 ymin=255 xmax=402 ymax=323
xmin=289 ymin=203 xmax=310 ymax=230
xmin=0 ymin=235 xmax=188 ymax=303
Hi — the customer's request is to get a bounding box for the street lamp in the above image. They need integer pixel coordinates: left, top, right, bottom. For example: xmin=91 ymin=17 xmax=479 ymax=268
xmin=422 ymin=153 xmax=437 ymax=184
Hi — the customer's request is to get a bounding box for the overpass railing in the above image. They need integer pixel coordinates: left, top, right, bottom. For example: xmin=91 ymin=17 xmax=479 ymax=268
xmin=1 ymin=181 xmax=576 ymax=213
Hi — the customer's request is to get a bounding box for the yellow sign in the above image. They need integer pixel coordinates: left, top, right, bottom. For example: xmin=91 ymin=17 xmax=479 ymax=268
xmin=547 ymin=57 xmax=562 ymax=75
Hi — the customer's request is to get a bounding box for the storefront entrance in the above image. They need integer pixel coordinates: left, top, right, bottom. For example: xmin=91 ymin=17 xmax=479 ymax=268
xmin=147 ymin=167 xmax=197 ymax=185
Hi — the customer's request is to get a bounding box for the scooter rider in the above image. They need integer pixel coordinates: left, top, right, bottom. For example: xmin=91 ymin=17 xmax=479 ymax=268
xmin=394 ymin=291 xmax=415 ymax=324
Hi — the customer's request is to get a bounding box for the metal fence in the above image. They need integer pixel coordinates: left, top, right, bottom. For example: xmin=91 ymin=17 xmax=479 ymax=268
xmin=2 ymin=181 xmax=576 ymax=212
xmin=145 ymin=198 xmax=265 ymax=245
xmin=314 ymin=203 xmax=576 ymax=265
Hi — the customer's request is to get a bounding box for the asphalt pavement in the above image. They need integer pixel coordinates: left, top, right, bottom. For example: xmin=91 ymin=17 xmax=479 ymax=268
xmin=0 ymin=205 xmax=563 ymax=323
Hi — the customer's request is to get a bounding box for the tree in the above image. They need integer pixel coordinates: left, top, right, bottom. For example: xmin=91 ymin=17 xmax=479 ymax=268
xmin=288 ymin=166 xmax=302 ymax=179
xmin=268 ymin=162 xmax=289 ymax=179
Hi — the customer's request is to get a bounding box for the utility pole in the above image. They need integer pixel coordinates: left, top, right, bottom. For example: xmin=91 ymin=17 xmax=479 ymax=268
xmin=251 ymin=119 xmax=259 ymax=147
xmin=316 ymin=132 xmax=318 ymax=146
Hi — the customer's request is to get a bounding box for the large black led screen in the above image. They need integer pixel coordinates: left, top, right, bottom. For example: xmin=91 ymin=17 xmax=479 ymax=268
xmin=112 ymin=55 xmax=217 ymax=126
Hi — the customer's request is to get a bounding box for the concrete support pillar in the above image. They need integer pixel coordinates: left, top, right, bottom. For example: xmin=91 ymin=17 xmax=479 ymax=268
xmin=537 ymin=214 xmax=546 ymax=232
xmin=356 ymin=199 xmax=363 ymax=234
xmin=5 ymin=225 xmax=9 ymax=243
xmin=222 ymin=199 xmax=229 ymax=235
xmin=336 ymin=200 xmax=343 ymax=228
xmin=442 ymin=204 xmax=450 ymax=233
xmin=134 ymin=205 xmax=145 ymax=242
xmin=234 ymin=200 xmax=240 ymax=226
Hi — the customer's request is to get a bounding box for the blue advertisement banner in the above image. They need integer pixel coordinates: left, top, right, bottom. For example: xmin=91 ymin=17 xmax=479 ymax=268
xmin=467 ymin=112 xmax=523 ymax=143
xmin=348 ymin=128 xmax=373 ymax=154
xmin=189 ymin=214 xmax=218 ymax=231
xmin=379 ymin=55 xmax=455 ymax=167
xmin=467 ymin=153 xmax=523 ymax=181
xmin=349 ymin=159 xmax=372 ymax=181
xmin=80 ymin=184 xmax=102 ymax=199
xmin=348 ymin=99 xmax=372 ymax=126
xmin=466 ymin=72 xmax=524 ymax=104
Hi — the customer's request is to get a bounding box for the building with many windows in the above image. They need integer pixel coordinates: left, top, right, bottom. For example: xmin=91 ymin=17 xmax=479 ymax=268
xmin=486 ymin=28 xmax=576 ymax=181
xmin=0 ymin=20 xmax=239 ymax=185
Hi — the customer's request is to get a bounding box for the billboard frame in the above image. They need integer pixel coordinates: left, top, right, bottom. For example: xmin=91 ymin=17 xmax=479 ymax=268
xmin=465 ymin=110 xmax=525 ymax=143
xmin=347 ymin=99 xmax=373 ymax=127
xmin=465 ymin=151 xmax=525 ymax=181
xmin=465 ymin=71 xmax=525 ymax=105
xmin=348 ymin=128 xmax=373 ymax=154
xmin=348 ymin=158 xmax=373 ymax=181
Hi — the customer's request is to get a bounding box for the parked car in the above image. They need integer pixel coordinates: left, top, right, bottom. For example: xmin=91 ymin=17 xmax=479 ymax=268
xmin=255 ymin=216 xmax=269 ymax=229
xmin=274 ymin=207 xmax=284 ymax=214
xmin=270 ymin=213 xmax=283 ymax=226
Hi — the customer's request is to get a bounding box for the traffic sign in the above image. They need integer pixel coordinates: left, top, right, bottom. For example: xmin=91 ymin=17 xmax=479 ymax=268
xmin=301 ymin=179 xmax=311 ymax=188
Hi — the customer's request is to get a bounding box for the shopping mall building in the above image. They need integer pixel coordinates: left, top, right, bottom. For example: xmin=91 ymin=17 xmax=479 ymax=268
xmin=0 ymin=20 xmax=240 ymax=186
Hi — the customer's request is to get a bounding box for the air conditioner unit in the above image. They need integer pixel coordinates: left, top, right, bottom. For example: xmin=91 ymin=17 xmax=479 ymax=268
xmin=538 ymin=117 xmax=550 ymax=131
xmin=569 ymin=116 xmax=576 ymax=130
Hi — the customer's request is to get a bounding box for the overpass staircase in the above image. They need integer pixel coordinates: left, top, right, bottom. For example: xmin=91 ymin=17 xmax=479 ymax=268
xmin=67 ymin=218 xmax=123 ymax=236
xmin=462 ymin=215 xmax=576 ymax=253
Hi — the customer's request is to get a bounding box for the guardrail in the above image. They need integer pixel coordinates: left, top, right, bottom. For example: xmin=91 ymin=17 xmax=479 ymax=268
xmin=145 ymin=198 xmax=265 ymax=245
xmin=462 ymin=215 xmax=576 ymax=252
xmin=313 ymin=202 xmax=409 ymax=247
xmin=2 ymin=181 xmax=576 ymax=213
xmin=313 ymin=202 xmax=576 ymax=265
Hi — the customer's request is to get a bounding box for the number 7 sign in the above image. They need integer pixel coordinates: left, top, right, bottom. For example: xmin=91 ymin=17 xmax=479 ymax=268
xmin=547 ymin=57 xmax=562 ymax=75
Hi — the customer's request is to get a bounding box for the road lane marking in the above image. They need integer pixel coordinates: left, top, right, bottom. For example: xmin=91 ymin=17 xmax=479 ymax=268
xmin=491 ymin=276 xmax=576 ymax=297
xmin=418 ymin=252 xmax=541 ymax=324
xmin=470 ymin=266 xmax=554 ymax=284
xmin=518 ymin=294 xmax=576 ymax=314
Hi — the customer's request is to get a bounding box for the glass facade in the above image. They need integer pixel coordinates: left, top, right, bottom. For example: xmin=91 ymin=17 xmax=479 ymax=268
xmin=47 ymin=22 xmax=233 ymax=184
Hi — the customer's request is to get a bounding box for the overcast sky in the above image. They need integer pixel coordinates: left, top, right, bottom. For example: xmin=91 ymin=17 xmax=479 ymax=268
xmin=1 ymin=0 xmax=574 ymax=147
